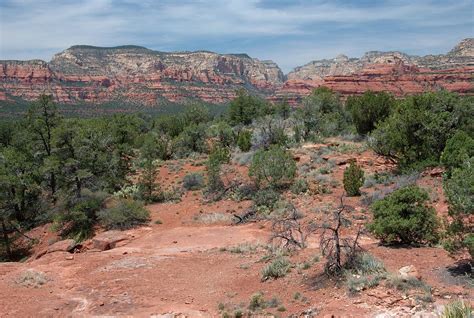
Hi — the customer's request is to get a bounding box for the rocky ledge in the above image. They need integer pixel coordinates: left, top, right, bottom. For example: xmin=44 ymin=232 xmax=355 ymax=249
xmin=0 ymin=39 xmax=472 ymax=106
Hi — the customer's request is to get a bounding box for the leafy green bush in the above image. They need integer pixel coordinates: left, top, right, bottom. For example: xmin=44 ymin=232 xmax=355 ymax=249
xmin=205 ymin=146 xmax=230 ymax=194
xmin=368 ymin=185 xmax=439 ymax=244
xmin=253 ymin=188 xmax=280 ymax=209
xmin=347 ymin=91 xmax=394 ymax=135
xmin=228 ymin=89 xmax=270 ymax=125
xmin=441 ymin=131 xmax=474 ymax=174
xmin=55 ymin=190 xmax=108 ymax=241
xmin=443 ymin=158 xmax=473 ymax=258
xmin=97 ymin=199 xmax=149 ymax=230
xmin=252 ymin=116 xmax=288 ymax=149
xmin=261 ymin=257 xmax=291 ymax=281
xmin=210 ymin=121 xmax=234 ymax=148
xmin=237 ymin=130 xmax=252 ymax=151
xmin=343 ymin=160 xmax=365 ymax=196
xmin=182 ymin=173 xmax=205 ymax=191
xmin=249 ymin=146 xmax=296 ymax=189
xmin=172 ymin=123 xmax=208 ymax=158
xmin=290 ymin=179 xmax=308 ymax=194
xmin=296 ymin=87 xmax=350 ymax=139
xmin=368 ymin=91 xmax=472 ymax=169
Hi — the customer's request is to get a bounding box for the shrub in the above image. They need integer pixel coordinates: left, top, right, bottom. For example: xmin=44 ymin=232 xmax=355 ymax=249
xmin=253 ymin=188 xmax=280 ymax=209
xmin=290 ymin=179 xmax=308 ymax=194
xmin=237 ymin=130 xmax=252 ymax=152
xmin=297 ymin=87 xmax=350 ymax=138
xmin=368 ymin=185 xmax=439 ymax=245
xmin=441 ymin=300 xmax=472 ymax=318
xmin=443 ymin=158 xmax=474 ymax=258
xmin=56 ymin=190 xmax=108 ymax=241
xmin=249 ymin=146 xmax=296 ymax=189
xmin=347 ymin=91 xmax=395 ymax=135
xmin=211 ymin=121 xmax=234 ymax=148
xmin=261 ymin=256 xmax=291 ymax=281
xmin=228 ymin=89 xmax=270 ymax=125
xmin=97 ymin=199 xmax=149 ymax=230
xmin=343 ymin=160 xmax=365 ymax=196
xmin=368 ymin=91 xmax=471 ymax=169
xmin=206 ymin=146 xmax=230 ymax=194
xmin=15 ymin=269 xmax=49 ymax=288
xmin=252 ymin=116 xmax=288 ymax=149
xmin=172 ymin=123 xmax=208 ymax=158
xmin=441 ymin=131 xmax=474 ymax=175
xmin=248 ymin=292 xmax=266 ymax=311
xmin=182 ymin=173 xmax=205 ymax=191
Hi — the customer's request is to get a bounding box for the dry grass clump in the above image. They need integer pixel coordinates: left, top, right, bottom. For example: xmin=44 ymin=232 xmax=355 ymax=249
xmin=15 ymin=269 xmax=49 ymax=288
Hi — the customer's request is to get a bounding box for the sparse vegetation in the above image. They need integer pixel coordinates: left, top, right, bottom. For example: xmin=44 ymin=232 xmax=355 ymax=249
xmin=182 ymin=173 xmax=205 ymax=191
xmin=441 ymin=300 xmax=472 ymax=318
xmin=261 ymin=256 xmax=291 ymax=281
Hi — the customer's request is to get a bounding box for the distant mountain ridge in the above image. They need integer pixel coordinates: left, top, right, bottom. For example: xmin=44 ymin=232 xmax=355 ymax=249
xmin=0 ymin=39 xmax=472 ymax=108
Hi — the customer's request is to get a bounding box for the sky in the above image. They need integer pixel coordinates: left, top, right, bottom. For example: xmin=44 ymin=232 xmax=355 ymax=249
xmin=0 ymin=0 xmax=472 ymax=73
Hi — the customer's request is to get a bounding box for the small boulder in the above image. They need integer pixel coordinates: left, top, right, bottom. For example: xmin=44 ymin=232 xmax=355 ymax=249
xmin=36 ymin=239 xmax=76 ymax=259
xmin=92 ymin=231 xmax=129 ymax=251
xmin=47 ymin=239 xmax=76 ymax=253
xmin=399 ymin=265 xmax=421 ymax=280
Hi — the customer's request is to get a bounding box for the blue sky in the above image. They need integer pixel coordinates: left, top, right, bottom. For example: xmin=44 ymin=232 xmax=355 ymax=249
xmin=0 ymin=0 xmax=472 ymax=73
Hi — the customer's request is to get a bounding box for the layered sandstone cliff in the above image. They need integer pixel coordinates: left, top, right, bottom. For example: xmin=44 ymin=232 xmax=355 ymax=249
xmin=276 ymin=39 xmax=473 ymax=103
xmin=0 ymin=39 xmax=472 ymax=107
xmin=0 ymin=45 xmax=284 ymax=105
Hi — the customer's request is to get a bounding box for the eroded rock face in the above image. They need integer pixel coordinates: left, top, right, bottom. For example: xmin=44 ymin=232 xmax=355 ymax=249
xmin=276 ymin=38 xmax=473 ymax=104
xmin=0 ymin=45 xmax=284 ymax=105
xmin=0 ymin=40 xmax=472 ymax=107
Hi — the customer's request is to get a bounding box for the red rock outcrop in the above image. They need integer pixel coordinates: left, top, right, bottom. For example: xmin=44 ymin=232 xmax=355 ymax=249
xmin=0 ymin=46 xmax=284 ymax=105
xmin=274 ymin=62 xmax=473 ymax=104
xmin=276 ymin=39 xmax=473 ymax=103
xmin=0 ymin=40 xmax=473 ymax=108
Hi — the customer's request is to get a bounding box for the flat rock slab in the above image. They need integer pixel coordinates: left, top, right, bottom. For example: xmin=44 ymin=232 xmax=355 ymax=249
xmin=35 ymin=239 xmax=77 ymax=259
xmin=92 ymin=231 xmax=130 ymax=251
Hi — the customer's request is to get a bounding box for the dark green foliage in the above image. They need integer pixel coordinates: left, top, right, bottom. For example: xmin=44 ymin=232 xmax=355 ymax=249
xmin=253 ymin=188 xmax=280 ymax=209
xmin=228 ymin=89 xmax=270 ymax=125
xmin=206 ymin=146 xmax=230 ymax=194
xmin=55 ymin=190 xmax=108 ymax=241
xmin=369 ymin=91 xmax=472 ymax=169
xmin=136 ymin=135 xmax=162 ymax=203
xmin=183 ymin=173 xmax=205 ymax=191
xmin=97 ymin=198 xmax=149 ymax=230
xmin=464 ymin=234 xmax=474 ymax=260
xmin=253 ymin=116 xmax=288 ymax=149
xmin=368 ymin=185 xmax=439 ymax=245
xmin=172 ymin=123 xmax=208 ymax=157
xmin=290 ymin=179 xmax=308 ymax=194
xmin=272 ymin=100 xmax=291 ymax=119
xmin=441 ymin=131 xmax=474 ymax=175
xmin=443 ymin=158 xmax=473 ymax=258
xmin=211 ymin=121 xmax=234 ymax=148
xmin=297 ymin=87 xmax=350 ymax=139
xmin=347 ymin=91 xmax=394 ymax=135
xmin=249 ymin=146 xmax=296 ymax=189
xmin=237 ymin=130 xmax=252 ymax=152
xmin=343 ymin=160 xmax=365 ymax=196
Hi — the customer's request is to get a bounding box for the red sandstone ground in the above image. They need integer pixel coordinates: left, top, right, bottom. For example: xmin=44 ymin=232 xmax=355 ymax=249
xmin=0 ymin=140 xmax=472 ymax=317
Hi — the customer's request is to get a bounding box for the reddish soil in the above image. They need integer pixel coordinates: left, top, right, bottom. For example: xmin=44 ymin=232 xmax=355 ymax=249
xmin=0 ymin=140 xmax=472 ymax=317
